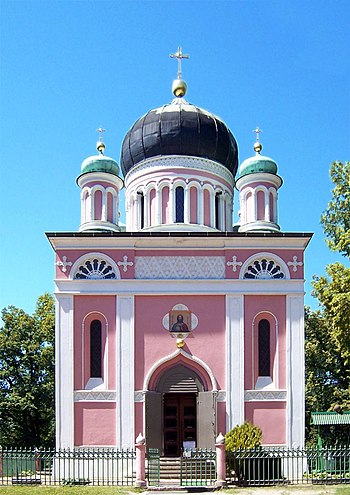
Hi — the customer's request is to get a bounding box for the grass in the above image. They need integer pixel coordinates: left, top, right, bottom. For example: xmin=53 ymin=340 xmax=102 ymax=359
xmin=0 ymin=487 xmax=141 ymax=495
xmin=0 ymin=486 xmax=349 ymax=495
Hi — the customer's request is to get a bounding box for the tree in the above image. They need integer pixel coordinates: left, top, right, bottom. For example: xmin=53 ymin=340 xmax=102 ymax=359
xmin=0 ymin=293 xmax=55 ymax=447
xmin=321 ymin=161 xmax=350 ymax=258
xmin=305 ymin=265 xmax=350 ymax=445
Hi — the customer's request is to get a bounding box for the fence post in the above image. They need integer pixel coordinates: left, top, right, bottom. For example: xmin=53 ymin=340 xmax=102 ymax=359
xmin=135 ymin=433 xmax=146 ymax=487
xmin=0 ymin=445 xmax=2 ymax=478
xmin=215 ymin=433 xmax=227 ymax=488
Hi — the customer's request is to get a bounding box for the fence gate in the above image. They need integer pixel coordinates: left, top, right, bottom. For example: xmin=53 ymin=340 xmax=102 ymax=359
xmin=180 ymin=449 xmax=216 ymax=486
xmin=147 ymin=448 xmax=160 ymax=486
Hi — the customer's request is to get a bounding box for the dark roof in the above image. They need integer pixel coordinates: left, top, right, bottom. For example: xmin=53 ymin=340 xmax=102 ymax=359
xmin=120 ymin=100 xmax=238 ymax=177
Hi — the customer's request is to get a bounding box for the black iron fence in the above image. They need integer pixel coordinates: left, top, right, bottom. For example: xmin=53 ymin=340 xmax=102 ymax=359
xmin=226 ymin=446 xmax=350 ymax=486
xmin=0 ymin=447 xmax=135 ymax=486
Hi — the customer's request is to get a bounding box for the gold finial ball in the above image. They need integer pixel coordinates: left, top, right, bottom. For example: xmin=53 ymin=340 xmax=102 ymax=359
xmin=254 ymin=141 xmax=263 ymax=154
xmin=172 ymin=78 xmax=187 ymax=98
xmin=96 ymin=141 xmax=105 ymax=154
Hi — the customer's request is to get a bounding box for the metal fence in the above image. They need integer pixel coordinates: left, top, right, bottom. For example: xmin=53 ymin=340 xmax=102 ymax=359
xmin=226 ymin=446 xmax=350 ymax=486
xmin=180 ymin=449 xmax=216 ymax=486
xmin=0 ymin=447 xmax=136 ymax=486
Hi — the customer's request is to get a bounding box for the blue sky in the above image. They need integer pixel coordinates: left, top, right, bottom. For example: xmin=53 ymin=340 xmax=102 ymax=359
xmin=0 ymin=0 xmax=349 ymax=315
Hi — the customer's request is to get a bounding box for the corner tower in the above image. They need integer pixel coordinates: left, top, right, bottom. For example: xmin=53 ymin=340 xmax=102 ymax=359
xmin=236 ymin=128 xmax=283 ymax=232
xmin=77 ymin=129 xmax=124 ymax=232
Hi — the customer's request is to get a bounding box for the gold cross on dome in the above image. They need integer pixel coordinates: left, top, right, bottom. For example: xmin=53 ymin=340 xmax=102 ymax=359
xmin=170 ymin=47 xmax=189 ymax=79
xmin=253 ymin=126 xmax=263 ymax=141
xmin=96 ymin=127 xmax=106 ymax=141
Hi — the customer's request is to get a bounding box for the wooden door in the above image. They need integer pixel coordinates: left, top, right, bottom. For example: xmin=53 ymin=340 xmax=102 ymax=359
xmin=163 ymin=393 xmax=196 ymax=456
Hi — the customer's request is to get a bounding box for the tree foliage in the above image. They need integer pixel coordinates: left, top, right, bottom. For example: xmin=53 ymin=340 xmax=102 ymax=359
xmin=0 ymin=293 xmax=55 ymax=447
xmin=305 ymin=264 xmax=350 ymax=445
xmin=321 ymin=161 xmax=350 ymax=258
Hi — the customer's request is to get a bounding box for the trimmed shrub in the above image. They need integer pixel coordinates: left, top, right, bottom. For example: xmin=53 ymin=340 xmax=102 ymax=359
xmin=225 ymin=421 xmax=262 ymax=451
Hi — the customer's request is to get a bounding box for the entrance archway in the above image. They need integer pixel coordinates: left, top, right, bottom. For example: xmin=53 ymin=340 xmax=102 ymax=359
xmin=145 ymin=363 xmax=216 ymax=456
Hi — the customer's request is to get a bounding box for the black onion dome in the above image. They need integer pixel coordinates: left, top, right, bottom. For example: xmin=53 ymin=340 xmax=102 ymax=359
xmin=121 ymin=99 xmax=238 ymax=177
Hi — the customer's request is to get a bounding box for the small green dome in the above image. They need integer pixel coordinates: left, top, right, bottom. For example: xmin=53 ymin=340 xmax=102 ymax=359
xmin=81 ymin=154 xmax=120 ymax=176
xmin=238 ymin=153 xmax=278 ymax=178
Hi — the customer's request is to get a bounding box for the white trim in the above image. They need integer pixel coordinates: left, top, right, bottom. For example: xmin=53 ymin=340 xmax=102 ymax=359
xmin=116 ymin=295 xmax=135 ymax=449
xmin=54 ymin=278 xmax=306 ymax=296
xmin=81 ymin=311 xmax=108 ymax=390
xmin=142 ymin=348 xmax=217 ymax=392
xmin=74 ymin=390 xmax=116 ymax=402
xmin=252 ymin=311 xmax=279 ymax=390
xmin=226 ymin=295 xmax=244 ymax=431
xmin=244 ymin=390 xmax=287 ymax=401
xmin=124 ymin=155 xmax=234 ymax=187
xmin=55 ymin=294 xmax=74 ymax=449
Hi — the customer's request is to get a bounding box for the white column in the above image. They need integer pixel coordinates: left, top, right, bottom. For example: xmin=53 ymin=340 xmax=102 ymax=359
xmin=101 ymin=189 xmax=107 ymax=221
xmin=169 ymin=183 xmax=175 ymax=223
xmin=274 ymin=192 xmax=278 ymax=224
xmin=135 ymin=194 xmax=140 ymax=230
xmin=253 ymin=190 xmax=257 ymax=221
xmin=87 ymin=189 xmax=93 ymax=223
xmin=116 ymin=295 xmax=135 ymax=449
xmin=144 ymin=191 xmax=149 ymax=228
xmin=184 ymin=185 xmax=190 ymax=224
xmin=220 ymin=194 xmax=225 ymax=231
xmin=156 ymin=185 xmax=161 ymax=225
xmin=286 ymin=295 xmax=305 ymax=447
xmin=264 ymin=190 xmax=270 ymax=222
xmin=226 ymin=295 xmax=245 ymax=431
xmin=210 ymin=190 xmax=215 ymax=228
xmin=199 ymin=185 xmax=204 ymax=225
xmin=55 ymin=294 xmax=74 ymax=449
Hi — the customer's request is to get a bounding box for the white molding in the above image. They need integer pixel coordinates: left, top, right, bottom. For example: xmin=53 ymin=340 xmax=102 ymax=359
xmin=74 ymin=390 xmax=117 ymax=402
xmin=236 ymin=172 xmax=282 ymax=190
xmin=135 ymin=256 xmax=225 ymax=279
xmin=134 ymin=391 xmax=145 ymax=402
xmin=124 ymin=155 xmax=234 ymax=187
xmin=226 ymin=295 xmax=244 ymax=431
xmin=55 ymin=295 xmax=74 ymax=449
xmin=244 ymin=390 xmax=287 ymax=401
xmin=216 ymin=390 xmax=226 ymax=402
xmin=54 ymin=278 xmax=306 ymax=296
xmin=143 ymin=348 xmax=217 ymax=392
xmin=116 ymin=295 xmax=135 ymax=449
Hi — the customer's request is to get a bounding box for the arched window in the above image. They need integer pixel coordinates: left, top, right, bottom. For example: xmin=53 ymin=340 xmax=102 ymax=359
xmin=137 ymin=191 xmax=144 ymax=229
xmin=258 ymin=319 xmax=270 ymax=376
xmin=90 ymin=320 xmax=102 ymax=378
xmin=175 ymin=186 xmax=184 ymax=222
xmin=215 ymin=192 xmax=222 ymax=229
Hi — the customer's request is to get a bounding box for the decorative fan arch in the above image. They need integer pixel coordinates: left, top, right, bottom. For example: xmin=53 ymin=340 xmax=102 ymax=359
xmin=240 ymin=253 xmax=289 ymax=280
xmin=71 ymin=253 xmax=120 ymax=280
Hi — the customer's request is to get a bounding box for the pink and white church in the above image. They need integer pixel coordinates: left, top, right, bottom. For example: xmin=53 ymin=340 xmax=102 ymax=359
xmin=47 ymin=51 xmax=311 ymax=454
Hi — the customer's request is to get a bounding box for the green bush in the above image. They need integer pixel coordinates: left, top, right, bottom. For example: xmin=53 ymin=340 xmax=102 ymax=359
xmin=225 ymin=421 xmax=262 ymax=451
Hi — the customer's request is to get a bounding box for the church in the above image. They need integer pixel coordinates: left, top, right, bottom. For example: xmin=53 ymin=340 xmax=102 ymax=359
xmin=47 ymin=48 xmax=311 ymax=454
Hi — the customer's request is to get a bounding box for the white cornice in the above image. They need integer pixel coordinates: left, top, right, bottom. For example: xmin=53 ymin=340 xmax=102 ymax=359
xmin=47 ymin=234 xmax=312 ymax=251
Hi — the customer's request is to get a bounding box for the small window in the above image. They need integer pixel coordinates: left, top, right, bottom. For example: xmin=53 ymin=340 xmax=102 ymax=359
xmin=258 ymin=319 xmax=270 ymax=376
xmin=90 ymin=320 xmax=102 ymax=378
xmin=175 ymin=186 xmax=184 ymax=223
xmin=215 ymin=192 xmax=222 ymax=229
xmin=137 ymin=191 xmax=144 ymax=229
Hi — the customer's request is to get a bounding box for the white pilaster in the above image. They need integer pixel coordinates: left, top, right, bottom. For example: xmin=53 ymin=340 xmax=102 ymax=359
xmin=55 ymin=294 xmax=74 ymax=449
xmin=116 ymin=295 xmax=135 ymax=448
xmin=169 ymin=184 xmax=175 ymax=223
xmin=156 ymin=186 xmax=161 ymax=225
xmin=286 ymin=295 xmax=305 ymax=447
xmin=226 ymin=295 xmax=245 ymax=431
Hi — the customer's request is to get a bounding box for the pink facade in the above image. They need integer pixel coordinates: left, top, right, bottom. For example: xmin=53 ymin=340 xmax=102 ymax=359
xmin=50 ymin=70 xmax=311 ymax=454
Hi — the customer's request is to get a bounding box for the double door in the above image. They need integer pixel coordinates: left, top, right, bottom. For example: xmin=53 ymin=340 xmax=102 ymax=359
xmin=163 ymin=393 xmax=196 ymax=456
